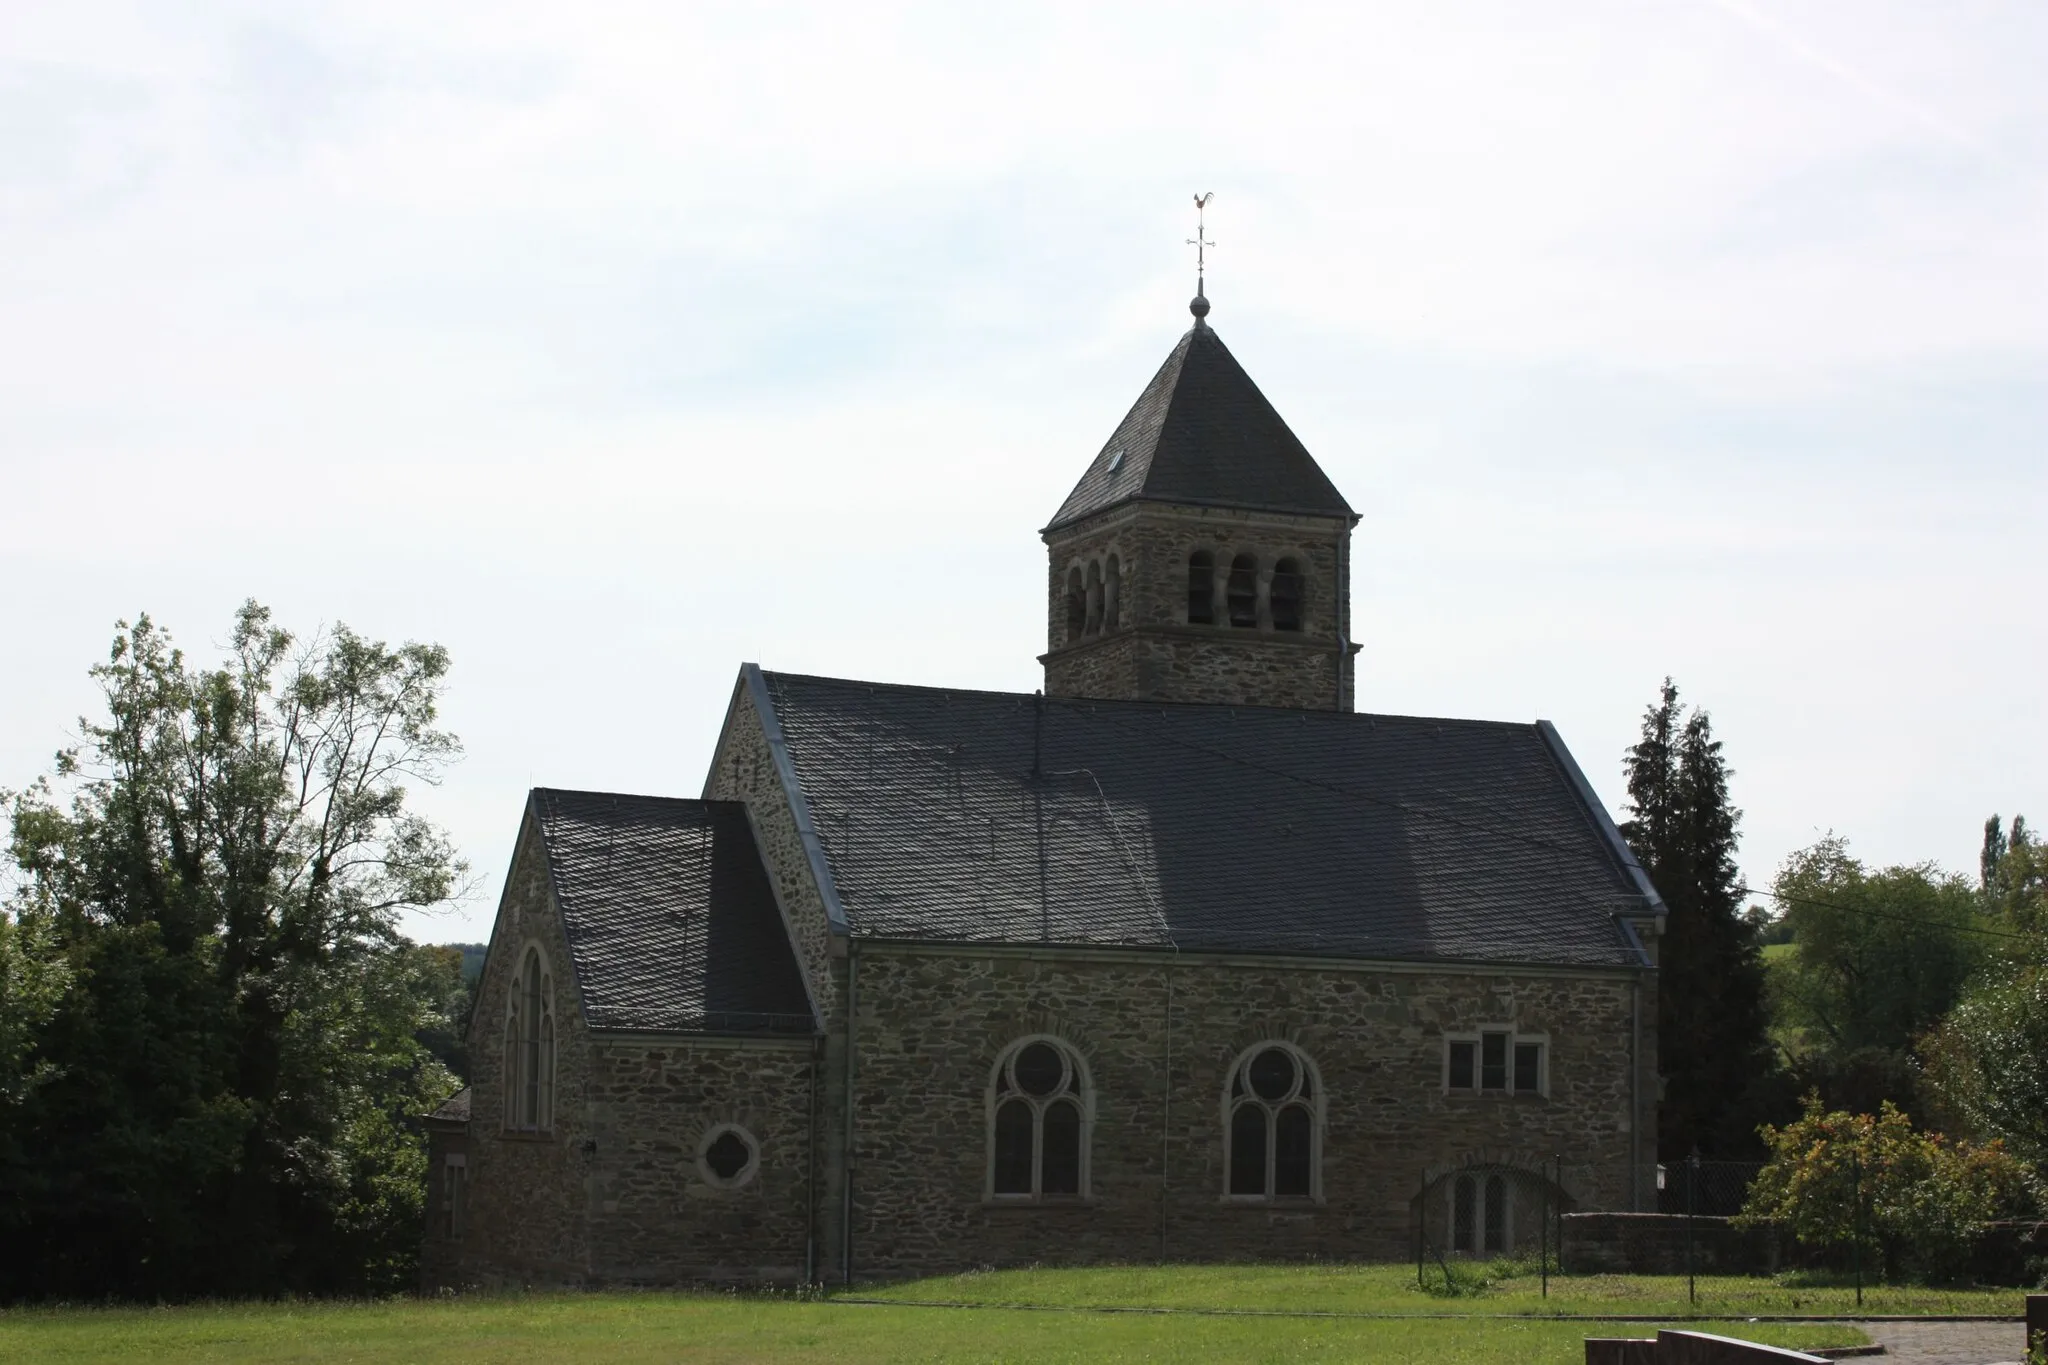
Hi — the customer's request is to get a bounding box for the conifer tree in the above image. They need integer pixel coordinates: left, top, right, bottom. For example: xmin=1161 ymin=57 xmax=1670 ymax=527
xmin=1619 ymin=679 xmax=1776 ymax=1159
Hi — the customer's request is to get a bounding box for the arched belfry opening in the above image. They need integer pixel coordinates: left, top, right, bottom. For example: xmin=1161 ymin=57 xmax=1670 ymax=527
xmin=1038 ymin=290 xmax=1361 ymax=710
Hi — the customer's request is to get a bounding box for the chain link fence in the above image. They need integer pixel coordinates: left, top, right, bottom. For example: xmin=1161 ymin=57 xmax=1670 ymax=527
xmin=1656 ymin=1160 xmax=1763 ymax=1218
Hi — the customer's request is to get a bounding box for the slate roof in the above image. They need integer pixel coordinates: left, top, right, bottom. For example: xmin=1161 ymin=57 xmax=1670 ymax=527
xmin=427 ymin=1087 xmax=471 ymax=1125
xmin=1046 ymin=322 xmax=1355 ymax=531
xmin=756 ymin=670 xmax=1656 ymax=968
xmin=530 ymin=789 xmax=814 ymax=1033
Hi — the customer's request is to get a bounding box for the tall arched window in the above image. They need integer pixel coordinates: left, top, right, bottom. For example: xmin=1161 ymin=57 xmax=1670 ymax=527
xmin=1065 ymin=567 xmax=1086 ymax=644
xmin=1224 ymin=1042 xmax=1320 ymax=1200
xmin=1186 ymin=551 xmax=1215 ymax=625
xmin=1270 ymin=557 xmax=1304 ymax=632
xmin=1084 ymin=561 xmax=1104 ymax=636
xmin=1104 ymin=554 xmax=1122 ymax=631
xmin=988 ymin=1037 xmax=1090 ymax=1200
xmin=1226 ymin=554 xmax=1259 ymax=628
xmin=503 ymin=946 xmax=556 ymax=1133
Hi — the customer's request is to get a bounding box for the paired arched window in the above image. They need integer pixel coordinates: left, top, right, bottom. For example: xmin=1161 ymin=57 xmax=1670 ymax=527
xmin=1452 ymin=1169 xmax=1513 ymax=1254
xmin=1224 ymin=1042 xmax=1321 ymax=1200
xmin=503 ymin=945 xmax=556 ymax=1133
xmin=988 ymin=1036 xmax=1090 ymax=1200
xmin=1185 ymin=549 xmax=1310 ymax=630
xmin=1063 ymin=552 xmax=1124 ymax=644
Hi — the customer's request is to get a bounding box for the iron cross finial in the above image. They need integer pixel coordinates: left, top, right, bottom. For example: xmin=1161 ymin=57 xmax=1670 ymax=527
xmin=1187 ymin=192 xmax=1214 ymax=323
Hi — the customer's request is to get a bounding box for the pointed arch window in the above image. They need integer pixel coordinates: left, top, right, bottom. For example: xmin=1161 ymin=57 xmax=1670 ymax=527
xmin=1186 ymin=551 xmax=1215 ymax=625
xmin=988 ymin=1037 xmax=1090 ymax=1200
xmin=1271 ymin=557 xmax=1304 ymax=632
xmin=503 ymin=946 xmax=556 ymax=1134
xmin=1224 ymin=1043 xmax=1321 ymax=1200
xmin=1226 ymin=554 xmax=1259 ymax=629
xmin=1065 ymin=567 xmax=1086 ymax=644
xmin=1084 ymin=561 xmax=1105 ymax=636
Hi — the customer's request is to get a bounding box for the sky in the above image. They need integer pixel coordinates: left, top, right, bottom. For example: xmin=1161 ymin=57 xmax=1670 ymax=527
xmin=3 ymin=1 xmax=2043 ymax=945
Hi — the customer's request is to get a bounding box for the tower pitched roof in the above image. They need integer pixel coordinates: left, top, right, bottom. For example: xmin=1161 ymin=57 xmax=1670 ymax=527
xmin=1046 ymin=322 xmax=1354 ymax=531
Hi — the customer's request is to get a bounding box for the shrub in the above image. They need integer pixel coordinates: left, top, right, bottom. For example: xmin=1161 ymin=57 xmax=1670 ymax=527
xmin=1738 ymin=1095 xmax=2036 ymax=1281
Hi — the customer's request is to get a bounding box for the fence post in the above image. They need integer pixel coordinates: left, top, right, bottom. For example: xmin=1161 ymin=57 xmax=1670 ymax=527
xmin=1851 ymin=1151 xmax=1863 ymax=1310
xmin=1417 ymin=1171 xmax=1426 ymax=1289
xmin=1686 ymin=1149 xmax=1698 ymax=1308
xmin=1541 ymin=1161 xmax=1549 ymax=1297
xmin=1555 ymin=1154 xmax=1564 ymax=1278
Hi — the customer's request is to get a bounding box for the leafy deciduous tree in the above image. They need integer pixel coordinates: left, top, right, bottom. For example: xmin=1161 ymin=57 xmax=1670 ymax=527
xmin=0 ymin=603 xmax=467 ymax=1298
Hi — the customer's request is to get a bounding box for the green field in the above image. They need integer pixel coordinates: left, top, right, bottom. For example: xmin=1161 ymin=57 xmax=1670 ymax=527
xmin=0 ymin=1291 xmax=1875 ymax=1365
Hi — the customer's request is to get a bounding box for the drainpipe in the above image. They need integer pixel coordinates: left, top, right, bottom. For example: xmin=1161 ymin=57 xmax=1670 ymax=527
xmin=1334 ymin=530 xmax=1350 ymax=712
xmin=1629 ymin=979 xmax=1642 ymax=1212
xmin=805 ymin=1032 xmax=821 ymax=1285
xmin=841 ymin=943 xmax=859 ymax=1286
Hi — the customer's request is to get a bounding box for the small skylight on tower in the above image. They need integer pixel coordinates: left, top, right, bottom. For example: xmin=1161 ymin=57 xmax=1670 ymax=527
xmin=1105 ymin=448 xmax=1124 ymax=474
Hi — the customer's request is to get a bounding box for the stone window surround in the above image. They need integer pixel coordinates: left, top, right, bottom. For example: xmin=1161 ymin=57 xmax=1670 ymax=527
xmin=439 ymin=1152 xmax=467 ymax=1239
xmin=697 ymin=1122 xmax=761 ymax=1191
xmin=983 ymin=1033 xmax=1096 ymax=1206
xmin=1218 ymin=1040 xmax=1325 ymax=1205
xmin=1442 ymin=1026 xmax=1550 ymax=1098
xmin=1062 ymin=551 xmax=1124 ymax=646
xmin=502 ymin=941 xmax=558 ymax=1136
xmin=1184 ymin=546 xmax=1313 ymax=633
xmin=1448 ymin=1167 xmax=1514 ymax=1255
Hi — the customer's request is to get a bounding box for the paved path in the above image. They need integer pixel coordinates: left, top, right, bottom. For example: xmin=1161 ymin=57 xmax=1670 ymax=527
xmin=1841 ymin=1321 xmax=2029 ymax=1365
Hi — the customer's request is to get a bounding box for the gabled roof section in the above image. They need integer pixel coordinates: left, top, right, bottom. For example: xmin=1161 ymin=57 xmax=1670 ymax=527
xmin=530 ymin=788 xmax=815 ymax=1034
xmin=1046 ymin=323 xmax=1354 ymax=532
xmin=756 ymin=671 xmax=1655 ymax=968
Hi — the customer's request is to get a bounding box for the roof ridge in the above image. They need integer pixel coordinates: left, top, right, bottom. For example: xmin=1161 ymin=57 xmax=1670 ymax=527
xmin=759 ymin=668 xmax=1537 ymax=730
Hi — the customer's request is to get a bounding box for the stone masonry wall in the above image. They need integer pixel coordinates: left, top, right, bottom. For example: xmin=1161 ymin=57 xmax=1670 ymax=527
xmin=435 ymin=807 xmax=827 ymax=1289
xmin=705 ymin=686 xmax=837 ymax=1021
xmin=582 ymin=1036 xmax=818 ymax=1283
xmin=1042 ymin=503 xmax=1356 ymax=710
xmin=843 ymin=945 xmax=1655 ymax=1277
xmin=447 ymin=813 xmax=596 ymax=1286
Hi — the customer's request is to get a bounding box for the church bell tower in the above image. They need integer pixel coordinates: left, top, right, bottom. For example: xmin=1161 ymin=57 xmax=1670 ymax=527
xmin=1039 ymin=273 xmax=1360 ymax=711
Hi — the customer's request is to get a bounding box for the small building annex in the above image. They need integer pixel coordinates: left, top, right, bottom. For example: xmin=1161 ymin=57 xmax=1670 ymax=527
xmin=421 ymin=285 xmax=1666 ymax=1288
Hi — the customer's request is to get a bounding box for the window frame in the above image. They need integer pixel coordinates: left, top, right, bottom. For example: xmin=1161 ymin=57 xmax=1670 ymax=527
xmin=1442 ymin=1027 xmax=1548 ymax=1098
xmin=502 ymin=943 xmax=559 ymax=1135
xmin=1449 ymin=1167 xmax=1515 ymax=1255
xmin=698 ymin=1122 xmax=761 ymax=1190
xmin=1219 ymin=1040 xmax=1325 ymax=1204
xmin=984 ymin=1035 xmax=1094 ymax=1204
xmin=440 ymin=1152 xmax=468 ymax=1240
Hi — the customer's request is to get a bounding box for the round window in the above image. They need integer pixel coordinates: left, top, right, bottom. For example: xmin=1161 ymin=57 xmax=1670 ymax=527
xmin=698 ymin=1124 xmax=759 ymax=1189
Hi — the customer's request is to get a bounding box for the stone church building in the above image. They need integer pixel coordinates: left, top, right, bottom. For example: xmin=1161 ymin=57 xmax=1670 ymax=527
xmin=421 ymin=290 xmax=1666 ymax=1288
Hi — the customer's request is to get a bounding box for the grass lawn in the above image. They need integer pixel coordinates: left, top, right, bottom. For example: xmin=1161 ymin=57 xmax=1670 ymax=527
xmin=0 ymin=1292 xmax=1873 ymax=1365
xmin=856 ymin=1262 xmax=2023 ymax=1319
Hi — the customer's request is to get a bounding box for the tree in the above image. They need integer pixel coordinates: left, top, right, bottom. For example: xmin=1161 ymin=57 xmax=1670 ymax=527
xmin=0 ymin=603 xmax=467 ymax=1298
xmin=1924 ymin=812 xmax=2047 ymax=1165
xmin=1770 ymin=838 xmax=1986 ymax=1122
xmin=1619 ymin=679 xmax=1775 ymax=1159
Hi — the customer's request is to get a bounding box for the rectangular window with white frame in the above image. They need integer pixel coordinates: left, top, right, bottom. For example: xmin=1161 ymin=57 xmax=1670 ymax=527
xmin=1443 ymin=1028 xmax=1547 ymax=1096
